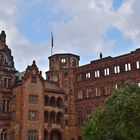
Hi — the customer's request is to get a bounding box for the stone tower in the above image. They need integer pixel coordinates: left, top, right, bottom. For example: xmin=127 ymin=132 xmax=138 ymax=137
xmin=46 ymin=53 xmax=80 ymax=139
xmin=0 ymin=31 xmax=16 ymax=139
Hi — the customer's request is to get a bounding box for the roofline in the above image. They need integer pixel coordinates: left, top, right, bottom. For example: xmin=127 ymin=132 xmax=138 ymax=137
xmin=48 ymin=53 xmax=80 ymax=60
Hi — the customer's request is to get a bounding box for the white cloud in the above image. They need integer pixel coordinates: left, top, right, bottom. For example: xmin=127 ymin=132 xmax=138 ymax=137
xmin=117 ymin=0 xmax=140 ymax=46
xmin=0 ymin=0 xmax=140 ymax=77
xmin=0 ymin=0 xmax=50 ymax=74
xmin=52 ymin=0 xmax=118 ymax=56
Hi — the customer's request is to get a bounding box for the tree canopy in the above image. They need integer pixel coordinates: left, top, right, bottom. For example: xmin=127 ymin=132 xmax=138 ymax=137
xmin=83 ymin=83 xmax=140 ymax=140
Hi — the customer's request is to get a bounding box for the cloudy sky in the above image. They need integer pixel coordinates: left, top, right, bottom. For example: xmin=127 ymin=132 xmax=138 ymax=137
xmin=0 ymin=0 xmax=140 ymax=77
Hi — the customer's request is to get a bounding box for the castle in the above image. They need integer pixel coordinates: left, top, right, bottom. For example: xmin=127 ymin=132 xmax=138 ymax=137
xmin=0 ymin=30 xmax=140 ymax=140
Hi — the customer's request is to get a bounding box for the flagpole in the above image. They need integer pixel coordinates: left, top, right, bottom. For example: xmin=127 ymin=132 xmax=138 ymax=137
xmin=51 ymin=32 xmax=53 ymax=56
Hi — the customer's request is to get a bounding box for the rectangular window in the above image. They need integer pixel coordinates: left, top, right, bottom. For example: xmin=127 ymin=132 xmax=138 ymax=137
xmin=95 ymin=88 xmax=101 ymax=96
xmin=125 ymin=63 xmax=131 ymax=71
xmin=31 ymin=75 xmax=37 ymax=83
xmin=95 ymin=70 xmax=100 ymax=78
xmin=28 ymin=110 xmax=38 ymax=121
xmin=77 ymin=74 xmax=82 ymax=82
xmin=78 ymin=90 xmax=83 ymax=99
xmin=61 ymin=58 xmax=66 ymax=63
xmin=114 ymin=66 xmax=120 ymax=73
xmin=86 ymin=88 xmax=92 ymax=98
xmin=136 ymin=61 xmax=140 ymax=69
xmin=115 ymin=84 xmax=118 ymax=89
xmin=104 ymin=68 xmax=110 ymax=76
xmin=27 ymin=130 xmax=38 ymax=140
xmin=29 ymin=95 xmax=38 ymax=104
xmin=4 ymin=78 xmax=7 ymax=88
xmin=86 ymin=72 xmax=90 ymax=79
xmin=105 ymin=86 xmax=110 ymax=95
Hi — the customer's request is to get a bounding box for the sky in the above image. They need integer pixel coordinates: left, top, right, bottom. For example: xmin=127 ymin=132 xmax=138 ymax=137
xmin=0 ymin=0 xmax=140 ymax=77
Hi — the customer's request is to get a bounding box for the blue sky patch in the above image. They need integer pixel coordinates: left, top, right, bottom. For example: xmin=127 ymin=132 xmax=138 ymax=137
xmin=113 ymin=0 xmax=124 ymax=10
xmin=104 ymin=26 xmax=134 ymax=56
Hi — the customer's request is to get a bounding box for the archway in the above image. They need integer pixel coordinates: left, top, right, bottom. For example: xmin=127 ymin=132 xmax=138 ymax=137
xmin=50 ymin=129 xmax=61 ymax=140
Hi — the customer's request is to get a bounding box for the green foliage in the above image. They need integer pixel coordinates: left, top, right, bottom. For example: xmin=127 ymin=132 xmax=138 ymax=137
xmin=83 ymin=83 xmax=140 ymax=140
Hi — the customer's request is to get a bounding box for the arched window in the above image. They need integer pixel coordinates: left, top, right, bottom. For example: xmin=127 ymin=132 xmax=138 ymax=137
xmin=50 ymin=97 xmax=56 ymax=107
xmin=50 ymin=111 xmax=56 ymax=123
xmin=44 ymin=96 xmax=49 ymax=106
xmin=27 ymin=130 xmax=38 ymax=140
xmin=44 ymin=111 xmax=49 ymax=123
xmin=56 ymin=112 xmax=63 ymax=124
xmin=56 ymin=97 xmax=63 ymax=108
xmin=0 ymin=129 xmax=8 ymax=140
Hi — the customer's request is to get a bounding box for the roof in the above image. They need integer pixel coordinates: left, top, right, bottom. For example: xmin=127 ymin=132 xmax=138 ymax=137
xmin=44 ymin=81 xmax=64 ymax=94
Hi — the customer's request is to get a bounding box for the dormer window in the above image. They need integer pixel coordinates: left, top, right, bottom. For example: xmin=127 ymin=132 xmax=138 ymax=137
xmin=61 ymin=58 xmax=66 ymax=63
xmin=31 ymin=75 xmax=37 ymax=83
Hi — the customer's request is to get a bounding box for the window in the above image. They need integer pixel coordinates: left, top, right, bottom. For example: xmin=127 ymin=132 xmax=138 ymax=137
xmin=44 ymin=96 xmax=49 ymax=106
xmin=29 ymin=95 xmax=38 ymax=104
xmin=114 ymin=66 xmax=120 ymax=73
xmin=0 ymin=129 xmax=7 ymax=140
xmin=44 ymin=111 xmax=49 ymax=123
xmin=78 ymin=90 xmax=83 ymax=99
xmin=115 ymin=84 xmax=118 ymax=89
xmin=136 ymin=61 xmax=140 ymax=69
xmin=95 ymin=70 xmax=100 ymax=78
xmin=78 ymin=74 xmax=82 ymax=81
xmin=2 ymin=99 xmax=10 ymax=113
xmin=27 ymin=130 xmax=38 ymax=140
xmin=31 ymin=75 xmax=37 ymax=83
xmin=4 ymin=78 xmax=7 ymax=88
xmin=125 ymin=63 xmax=131 ymax=71
xmin=86 ymin=73 xmax=90 ymax=79
xmin=61 ymin=58 xmax=66 ymax=63
xmin=104 ymin=68 xmax=109 ymax=76
xmin=105 ymin=86 xmax=110 ymax=95
xmin=2 ymin=99 xmax=6 ymax=112
xmin=28 ymin=110 xmax=38 ymax=121
xmin=95 ymin=88 xmax=101 ymax=96
xmin=86 ymin=88 xmax=92 ymax=98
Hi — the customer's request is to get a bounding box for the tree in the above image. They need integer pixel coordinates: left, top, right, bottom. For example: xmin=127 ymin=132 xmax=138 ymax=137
xmin=83 ymin=83 xmax=140 ymax=140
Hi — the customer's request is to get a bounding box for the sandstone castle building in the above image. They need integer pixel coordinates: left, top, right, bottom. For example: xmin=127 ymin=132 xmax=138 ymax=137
xmin=0 ymin=30 xmax=140 ymax=140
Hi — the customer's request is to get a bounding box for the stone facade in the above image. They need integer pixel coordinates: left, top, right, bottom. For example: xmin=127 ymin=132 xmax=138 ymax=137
xmin=0 ymin=31 xmax=16 ymax=140
xmin=0 ymin=31 xmax=140 ymax=140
